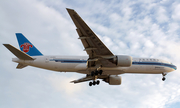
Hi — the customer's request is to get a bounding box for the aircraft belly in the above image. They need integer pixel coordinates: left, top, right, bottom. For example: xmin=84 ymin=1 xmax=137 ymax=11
xmin=164 ymin=67 xmax=174 ymax=72
xmin=56 ymin=63 xmax=87 ymax=72
xmin=75 ymin=63 xmax=87 ymax=70
xmin=125 ymin=65 xmax=167 ymax=74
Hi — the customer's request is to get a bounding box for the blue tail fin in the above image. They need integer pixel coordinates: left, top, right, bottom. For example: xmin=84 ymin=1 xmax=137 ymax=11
xmin=16 ymin=33 xmax=43 ymax=56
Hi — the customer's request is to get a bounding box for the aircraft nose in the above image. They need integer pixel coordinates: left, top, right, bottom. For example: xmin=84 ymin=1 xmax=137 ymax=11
xmin=174 ymin=65 xmax=177 ymax=70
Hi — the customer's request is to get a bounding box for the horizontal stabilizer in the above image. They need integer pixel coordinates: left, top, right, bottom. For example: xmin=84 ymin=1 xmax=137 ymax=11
xmin=16 ymin=63 xmax=28 ymax=69
xmin=3 ymin=44 xmax=34 ymax=60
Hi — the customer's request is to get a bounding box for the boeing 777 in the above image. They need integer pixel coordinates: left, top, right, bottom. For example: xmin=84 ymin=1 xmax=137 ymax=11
xmin=3 ymin=8 xmax=177 ymax=86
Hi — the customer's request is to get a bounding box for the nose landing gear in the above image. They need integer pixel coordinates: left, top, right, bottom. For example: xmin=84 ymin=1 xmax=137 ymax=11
xmin=162 ymin=77 xmax=166 ymax=81
xmin=162 ymin=73 xmax=167 ymax=81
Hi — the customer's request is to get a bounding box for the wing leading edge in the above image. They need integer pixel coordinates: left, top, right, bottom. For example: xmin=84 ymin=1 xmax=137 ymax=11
xmin=66 ymin=8 xmax=114 ymax=58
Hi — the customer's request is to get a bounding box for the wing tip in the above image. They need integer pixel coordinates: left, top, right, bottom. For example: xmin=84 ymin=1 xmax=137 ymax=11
xmin=3 ymin=43 xmax=9 ymax=45
xmin=66 ymin=8 xmax=74 ymax=11
xmin=3 ymin=44 xmax=11 ymax=48
xmin=70 ymin=81 xmax=76 ymax=84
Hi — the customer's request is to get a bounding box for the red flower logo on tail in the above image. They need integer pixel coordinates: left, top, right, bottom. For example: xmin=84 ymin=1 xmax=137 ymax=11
xmin=20 ymin=43 xmax=33 ymax=53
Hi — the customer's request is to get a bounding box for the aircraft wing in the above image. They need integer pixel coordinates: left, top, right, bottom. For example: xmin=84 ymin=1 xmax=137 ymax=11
xmin=71 ymin=75 xmax=108 ymax=84
xmin=67 ymin=8 xmax=115 ymax=67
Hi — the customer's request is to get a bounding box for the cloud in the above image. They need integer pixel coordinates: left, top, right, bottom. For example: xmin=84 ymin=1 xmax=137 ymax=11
xmin=172 ymin=2 xmax=180 ymax=21
xmin=47 ymin=73 xmax=85 ymax=95
xmin=156 ymin=6 xmax=169 ymax=23
xmin=1 ymin=0 xmax=180 ymax=108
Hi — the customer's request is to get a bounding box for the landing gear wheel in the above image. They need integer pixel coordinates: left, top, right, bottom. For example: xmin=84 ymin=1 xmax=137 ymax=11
xmin=91 ymin=71 xmax=94 ymax=76
xmin=162 ymin=73 xmax=167 ymax=81
xmin=89 ymin=82 xmax=92 ymax=86
xmin=97 ymin=80 xmax=100 ymax=85
xmin=99 ymin=70 xmax=103 ymax=75
xmin=93 ymin=81 xmax=96 ymax=85
xmin=162 ymin=77 xmax=166 ymax=81
xmin=95 ymin=71 xmax=99 ymax=75
xmin=89 ymin=80 xmax=100 ymax=86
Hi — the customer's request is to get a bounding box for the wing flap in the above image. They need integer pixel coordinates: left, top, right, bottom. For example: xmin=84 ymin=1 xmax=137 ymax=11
xmin=71 ymin=75 xmax=108 ymax=84
xmin=71 ymin=76 xmax=93 ymax=84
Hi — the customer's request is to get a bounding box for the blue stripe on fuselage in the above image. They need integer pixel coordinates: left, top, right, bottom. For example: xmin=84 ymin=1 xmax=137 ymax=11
xmin=49 ymin=59 xmax=177 ymax=70
xmin=132 ymin=62 xmax=177 ymax=70
xmin=50 ymin=59 xmax=87 ymax=63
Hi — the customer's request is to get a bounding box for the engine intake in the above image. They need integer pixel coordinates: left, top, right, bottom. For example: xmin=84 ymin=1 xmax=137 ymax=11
xmin=103 ymin=75 xmax=122 ymax=85
xmin=109 ymin=55 xmax=132 ymax=67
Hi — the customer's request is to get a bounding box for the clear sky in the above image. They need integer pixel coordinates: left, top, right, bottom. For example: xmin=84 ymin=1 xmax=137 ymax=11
xmin=1 ymin=0 xmax=180 ymax=108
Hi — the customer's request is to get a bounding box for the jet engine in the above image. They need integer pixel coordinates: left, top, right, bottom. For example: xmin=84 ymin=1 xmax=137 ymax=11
xmin=103 ymin=75 xmax=122 ymax=85
xmin=109 ymin=55 xmax=132 ymax=67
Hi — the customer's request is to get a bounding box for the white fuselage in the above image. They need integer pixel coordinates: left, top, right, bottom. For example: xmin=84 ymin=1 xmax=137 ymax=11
xmin=12 ymin=56 xmax=177 ymax=75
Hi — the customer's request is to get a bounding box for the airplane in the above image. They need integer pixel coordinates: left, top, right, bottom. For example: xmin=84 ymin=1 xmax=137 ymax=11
xmin=3 ymin=8 xmax=177 ymax=86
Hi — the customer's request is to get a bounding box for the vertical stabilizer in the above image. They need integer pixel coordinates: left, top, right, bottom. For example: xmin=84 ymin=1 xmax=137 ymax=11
xmin=16 ymin=33 xmax=43 ymax=56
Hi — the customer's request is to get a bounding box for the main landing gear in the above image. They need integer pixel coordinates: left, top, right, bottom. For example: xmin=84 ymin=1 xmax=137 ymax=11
xmin=89 ymin=80 xmax=100 ymax=86
xmin=162 ymin=73 xmax=167 ymax=81
xmin=91 ymin=70 xmax=103 ymax=76
xmin=89 ymin=70 xmax=103 ymax=86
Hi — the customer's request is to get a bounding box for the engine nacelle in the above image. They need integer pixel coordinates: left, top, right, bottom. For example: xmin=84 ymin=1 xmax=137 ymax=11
xmin=109 ymin=55 xmax=132 ymax=67
xmin=103 ymin=75 xmax=122 ymax=85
